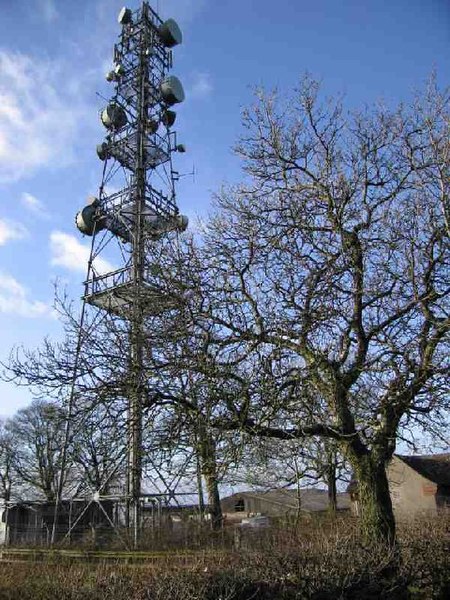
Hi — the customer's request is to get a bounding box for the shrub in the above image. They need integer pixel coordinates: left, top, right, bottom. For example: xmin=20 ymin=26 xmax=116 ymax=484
xmin=0 ymin=515 xmax=448 ymax=599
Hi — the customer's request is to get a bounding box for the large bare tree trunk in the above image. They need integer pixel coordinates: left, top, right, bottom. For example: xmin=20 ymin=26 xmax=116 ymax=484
xmin=326 ymin=458 xmax=337 ymax=515
xmin=198 ymin=426 xmax=223 ymax=531
xmin=350 ymin=453 xmax=396 ymax=545
xmin=204 ymin=469 xmax=222 ymax=531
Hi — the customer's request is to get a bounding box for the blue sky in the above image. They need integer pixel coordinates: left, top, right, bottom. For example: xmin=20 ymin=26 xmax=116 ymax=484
xmin=0 ymin=0 xmax=449 ymax=417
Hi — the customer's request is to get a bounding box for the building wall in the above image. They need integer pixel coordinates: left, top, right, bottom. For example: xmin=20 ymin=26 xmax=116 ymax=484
xmin=221 ymin=493 xmax=297 ymax=519
xmin=387 ymin=457 xmax=438 ymax=517
xmin=222 ymin=490 xmax=349 ymax=520
xmin=242 ymin=496 xmax=296 ymax=517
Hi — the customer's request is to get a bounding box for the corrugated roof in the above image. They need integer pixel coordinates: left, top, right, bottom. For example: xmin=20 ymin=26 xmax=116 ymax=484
xmin=347 ymin=453 xmax=450 ymax=494
xmin=396 ymin=453 xmax=450 ymax=486
xmin=222 ymin=488 xmax=350 ymax=512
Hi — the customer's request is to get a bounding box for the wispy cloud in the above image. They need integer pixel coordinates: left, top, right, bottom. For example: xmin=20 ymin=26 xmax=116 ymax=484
xmin=50 ymin=231 xmax=114 ymax=275
xmin=0 ymin=271 xmax=51 ymax=318
xmin=189 ymin=72 xmax=213 ymax=98
xmin=0 ymin=50 xmax=89 ymax=183
xmin=158 ymin=0 xmax=207 ymax=24
xmin=0 ymin=218 xmax=28 ymax=246
xmin=38 ymin=0 xmax=58 ymax=23
xmin=21 ymin=192 xmax=48 ymax=218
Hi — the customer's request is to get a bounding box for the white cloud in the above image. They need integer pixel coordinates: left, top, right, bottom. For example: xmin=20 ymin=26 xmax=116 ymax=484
xmin=21 ymin=192 xmax=48 ymax=217
xmin=0 ymin=218 xmax=28 ymax=246
xmin=0 ymin=271 xmax=51 ymax=318
xmin=39 ymin=0 xmax=58 ymax=22
xmin=0 ymin=50 xmax=88 ymax=183
xmin=158 ymin=0 xmax=207 ymax=24
xmin=50 ymin=231 xmax=114 ymax=275
xmin=189 ymin=72 xmax=213 ymax=98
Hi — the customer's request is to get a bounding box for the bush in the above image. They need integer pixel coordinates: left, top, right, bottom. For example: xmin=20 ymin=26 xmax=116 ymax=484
xmin=0 ymin=515 xmax=448 ymax=599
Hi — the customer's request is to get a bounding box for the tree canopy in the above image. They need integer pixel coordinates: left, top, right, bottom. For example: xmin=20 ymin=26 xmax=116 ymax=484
xmin=3 ymin=76 xmax=449 ymax=545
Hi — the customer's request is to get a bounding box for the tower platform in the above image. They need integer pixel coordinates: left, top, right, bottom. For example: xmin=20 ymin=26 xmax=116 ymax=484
xmin=83 ymin=268 xmax=179 ymax=317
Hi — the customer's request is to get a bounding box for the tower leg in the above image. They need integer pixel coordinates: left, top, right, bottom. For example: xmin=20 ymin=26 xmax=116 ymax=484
xmin=127 ymin=328 xmax=143 ymax=548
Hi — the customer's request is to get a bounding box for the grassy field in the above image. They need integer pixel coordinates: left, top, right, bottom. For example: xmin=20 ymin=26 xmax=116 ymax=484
xmin=0 ymin=515 xmax=448 ymax=599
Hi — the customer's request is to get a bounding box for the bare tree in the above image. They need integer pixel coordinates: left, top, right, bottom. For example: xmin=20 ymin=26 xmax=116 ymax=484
xmin=0 ymin=421 xmax=15 ymax=507
xmin=2 ymin=293 xmax=134 ymax=499
xmin=186 ymin=76 xmax=450 ymax=545
xmin=2 ymin=275 xmax=231 ymax=526
xmin=2 ymin=77 xmax=447 ymax=548
xmin=7 ymin=400 xmax=67 ymax=501
xmin=70 ymin=401 xmax=127 ymax=497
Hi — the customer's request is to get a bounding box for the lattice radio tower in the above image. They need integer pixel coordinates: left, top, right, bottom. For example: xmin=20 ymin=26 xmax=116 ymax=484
xmin=67 ymin=2 xmax=188 ymax=546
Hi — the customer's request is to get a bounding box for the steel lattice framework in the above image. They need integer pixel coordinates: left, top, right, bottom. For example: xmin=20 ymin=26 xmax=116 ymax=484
xmin=77 ymin=2 xmax=187 ymax=318
xmin=59 ymin=1 xmax=190 ymax=548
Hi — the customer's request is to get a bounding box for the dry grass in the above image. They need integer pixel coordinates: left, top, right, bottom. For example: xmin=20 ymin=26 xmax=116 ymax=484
xmin=0 ymin=515 xmax=448 ymax=599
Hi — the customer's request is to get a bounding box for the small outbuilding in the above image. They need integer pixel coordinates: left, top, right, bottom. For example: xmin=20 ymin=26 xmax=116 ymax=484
xmin=221 ymin=488 xmax=350 ymax=524
xmin=0 ymin=499 xmax=115 ymax=546
xmin=349 ymin=453 xmax=450 ymax=518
